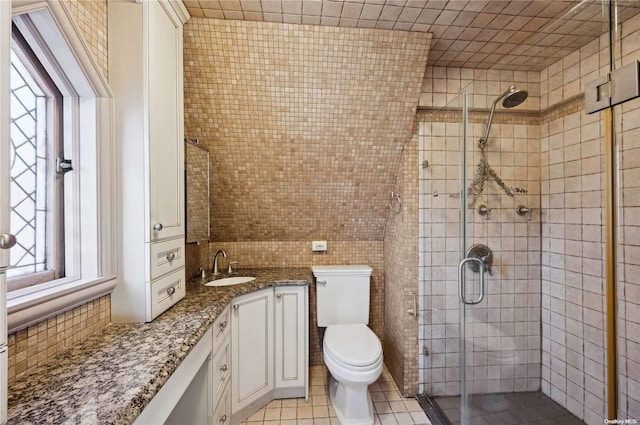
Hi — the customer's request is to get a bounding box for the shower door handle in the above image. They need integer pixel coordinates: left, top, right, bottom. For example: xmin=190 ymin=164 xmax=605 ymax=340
xmin=458 ymin=257 xmax=485 ymax=305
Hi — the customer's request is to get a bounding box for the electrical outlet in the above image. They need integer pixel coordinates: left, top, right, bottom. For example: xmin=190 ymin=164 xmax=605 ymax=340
xmin=312 ymin=240 xmax=327 ymax=252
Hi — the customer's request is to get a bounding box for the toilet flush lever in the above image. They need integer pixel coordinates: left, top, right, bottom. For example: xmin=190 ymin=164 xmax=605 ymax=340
xmin=317 ymin=280 xmax=327 ymax=286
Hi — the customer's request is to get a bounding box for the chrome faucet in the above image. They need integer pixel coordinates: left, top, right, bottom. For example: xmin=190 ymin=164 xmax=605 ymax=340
xmin=212 ymin=249 xmax=227 ymax=276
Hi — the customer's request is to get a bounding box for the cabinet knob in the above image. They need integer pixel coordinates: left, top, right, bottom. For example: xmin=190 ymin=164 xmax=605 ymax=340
xmin=166 ymin=252 xmax=176 ymax=261
xmin=233 ymin=304 xmax=239 ymax=310
xmin=220 ymin=364 xmax=228 ymax=372
xmin=219 ymin=414 xmax=227 ymax=423
xmin=166 ymin=286 xmax=176 ymax=296
xmin=0 ymin=233 xmax=16 ymax=249
xmin=153 ymin=223 xmax=163 ymax=231
xmin=219 ymin=320 xmax=227 ymax=330
xmin=276 ymin=293 xmax=282 ymax=298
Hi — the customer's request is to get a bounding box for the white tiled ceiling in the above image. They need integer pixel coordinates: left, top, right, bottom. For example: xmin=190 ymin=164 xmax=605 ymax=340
xmin=183 ymin=0 xmax=640 ymax=71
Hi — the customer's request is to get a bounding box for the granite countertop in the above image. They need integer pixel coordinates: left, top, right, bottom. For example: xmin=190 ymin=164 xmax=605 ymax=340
xmin=7 ymin=267 xmax=312 ymax=425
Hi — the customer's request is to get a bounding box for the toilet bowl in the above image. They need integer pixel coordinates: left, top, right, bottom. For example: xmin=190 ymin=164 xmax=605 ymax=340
xmin=312 ymin=265 xmax=381 ymax=425
xmin=323 ymin=323 xmax=383 ymax=425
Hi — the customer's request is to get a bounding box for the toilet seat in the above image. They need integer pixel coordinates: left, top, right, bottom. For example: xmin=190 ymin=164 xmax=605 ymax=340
xmin=324 ymin=324 xmax=382 ymax=370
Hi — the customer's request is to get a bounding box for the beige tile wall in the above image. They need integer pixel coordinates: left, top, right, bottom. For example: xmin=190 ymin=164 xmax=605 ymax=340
xmin=539 ymin=34 xmax=608 ymax=425
xmin=183 ymin=18 xmax=430 ymax=243
xmin=182 ymin=19 xmax=431 ymax=383
xmin=7 ymin=296 xmax=111 ymax=384
xmin=7 ymin=0 xmax=111 ymax=383
xmin=615 ymin=13 xmax=640 ymax=422
xmin=383 ymin=129 xmax=420 ymax=397
xmin=63 ymin=0 xmax=108 ymax=79
xmin=537 ymin=14 xmax=640 ymax=422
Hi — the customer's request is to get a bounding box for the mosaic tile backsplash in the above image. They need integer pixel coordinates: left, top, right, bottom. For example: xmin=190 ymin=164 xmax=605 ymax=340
xmin=183 ymin=18 xmax=431 ymax=242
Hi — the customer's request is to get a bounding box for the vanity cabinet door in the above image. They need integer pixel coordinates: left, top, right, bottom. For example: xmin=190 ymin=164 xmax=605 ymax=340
xmin=147 ymin=0 xmax=184 ymax=242
xmin=231 ymin=289 xmax=274 ymax=414
xmin=274 ymin=286 xmax=307 ymax=395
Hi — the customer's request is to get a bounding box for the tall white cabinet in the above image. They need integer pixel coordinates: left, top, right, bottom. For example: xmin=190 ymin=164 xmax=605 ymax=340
xmin=108 ymin=0 xmax=189 ymax=322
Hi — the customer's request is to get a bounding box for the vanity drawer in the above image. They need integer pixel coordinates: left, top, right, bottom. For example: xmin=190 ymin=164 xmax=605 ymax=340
xmin=212 ymin=381 xmax=231 ymax=425
xmin=148 ymin=268 xmax=185 ymax=321
xmin=212 ymin=339 xmax=230 ymax=400
xmin=147 ymin=238 xmax=185 ymax=281
xmin=213 ymin=306 xmax=230 ymax=346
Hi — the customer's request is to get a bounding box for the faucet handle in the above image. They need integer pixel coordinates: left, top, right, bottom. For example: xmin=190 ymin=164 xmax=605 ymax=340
xmin=228 ymin=261 xmax=238 ymax=274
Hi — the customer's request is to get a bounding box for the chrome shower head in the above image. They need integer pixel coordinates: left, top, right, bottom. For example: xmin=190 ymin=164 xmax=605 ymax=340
xmin=479 ymin=85 xmax=528 ymax=150
xmin=501 ymin=87 xmax=528 ymax=108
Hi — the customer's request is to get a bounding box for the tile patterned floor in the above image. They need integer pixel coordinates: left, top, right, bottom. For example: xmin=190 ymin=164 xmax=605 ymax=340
xmin=240 ymin=365 xmax=431 ymax=425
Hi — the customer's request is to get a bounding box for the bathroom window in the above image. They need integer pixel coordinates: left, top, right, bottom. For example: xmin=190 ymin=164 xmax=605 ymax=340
xmin=7 ymin=25 xmax=65 ymax=291
xmin=5 ymin=3 xmax=116 ymax=332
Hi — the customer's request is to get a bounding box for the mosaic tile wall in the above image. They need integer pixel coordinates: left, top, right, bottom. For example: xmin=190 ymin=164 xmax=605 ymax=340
xmin=7 ymin=296 xmax=111 ymax=384
xmin=183 ymin=18 xmax=431 ymax=242
xmin=7 ymin=0 xmax=111 ymax=383
xmin=418 ymin=91 xmax=543 ymax=398
xmin=203 ymin=241 xmax=384 ymax=367
xmin=183 ymin=18 xmax=430 ymax=382
xmin=63 ymin=0 xmax=108 ymax=79
xmin=383 ymin=131 xmax=420 ymax=397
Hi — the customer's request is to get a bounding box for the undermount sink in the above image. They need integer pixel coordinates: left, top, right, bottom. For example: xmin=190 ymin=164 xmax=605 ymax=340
xmin=205 ymin=276 xmax=256 ymax=287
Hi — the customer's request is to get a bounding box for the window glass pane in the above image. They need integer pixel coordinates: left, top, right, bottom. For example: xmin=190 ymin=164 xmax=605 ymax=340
xmin=8 ymin=48 xmax=48 ymax=278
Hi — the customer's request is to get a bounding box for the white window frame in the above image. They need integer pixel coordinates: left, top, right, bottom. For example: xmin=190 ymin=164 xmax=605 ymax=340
xmin=7 ymin=1 xmax=117 ymax=332
xmin=8 ymin=28 xmax=64 ymax=289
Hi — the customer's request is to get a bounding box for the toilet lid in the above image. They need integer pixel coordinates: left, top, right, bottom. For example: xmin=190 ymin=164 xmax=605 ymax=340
xmin=324 ymin=324 xmax=382 ymax=367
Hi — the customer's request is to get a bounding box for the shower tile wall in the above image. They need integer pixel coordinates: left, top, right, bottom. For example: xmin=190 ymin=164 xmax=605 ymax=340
xmin=539 ymin=35 xmax=608 ymax=425
xmin=418 ymin=67 xmax=542 ymax=396
xmin=615 ymin=13 xmax=640 ymax=422
xmin=419 ymin=16 xmax=640 ymax=421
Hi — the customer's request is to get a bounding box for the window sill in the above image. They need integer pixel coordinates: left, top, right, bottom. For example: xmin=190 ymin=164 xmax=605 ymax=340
xmin=7 ymin=276 xmax=117 ymax=333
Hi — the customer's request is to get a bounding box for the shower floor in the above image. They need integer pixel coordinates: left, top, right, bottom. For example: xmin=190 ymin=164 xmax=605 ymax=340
xmin=428 ymin=391 xmax=586 ymax=425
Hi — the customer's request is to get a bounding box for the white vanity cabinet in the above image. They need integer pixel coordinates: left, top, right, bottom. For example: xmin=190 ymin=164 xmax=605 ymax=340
xmin=274 ymin=286 xmax=308 ymax=397
xmin=231 ymin=285 xmax=309 ymax=423
xmin=133 ymin=285 xmax=307 ymax=425
xmin=108 ymin=0 xmax=189 ymax=322
xmin=231 ymin=289 xmax=274 ymax=416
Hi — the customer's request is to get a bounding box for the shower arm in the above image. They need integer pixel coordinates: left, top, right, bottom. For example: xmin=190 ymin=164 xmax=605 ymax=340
xmin=479 ymin=86 xmax=514 ymax=149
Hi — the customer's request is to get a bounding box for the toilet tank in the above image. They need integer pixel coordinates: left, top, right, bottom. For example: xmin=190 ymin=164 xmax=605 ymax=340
xmin=312 ymin=265 xmax=373 ymax=327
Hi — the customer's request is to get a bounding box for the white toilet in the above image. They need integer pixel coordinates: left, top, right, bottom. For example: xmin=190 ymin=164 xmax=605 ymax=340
xmin=312 ymin=265 xmax=383 ymax=425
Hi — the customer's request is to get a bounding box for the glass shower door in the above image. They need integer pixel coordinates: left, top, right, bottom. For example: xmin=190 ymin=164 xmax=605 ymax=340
xmin=455 ymin=79 xmax=549 ymax=423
